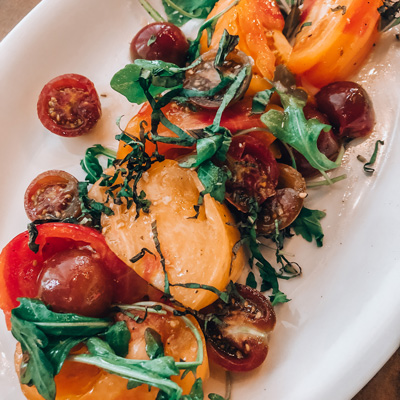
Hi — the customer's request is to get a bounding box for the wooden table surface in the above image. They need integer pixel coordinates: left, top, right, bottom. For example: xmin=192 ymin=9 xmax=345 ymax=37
xmin=0 ymin=0 xmax=399 ymax=399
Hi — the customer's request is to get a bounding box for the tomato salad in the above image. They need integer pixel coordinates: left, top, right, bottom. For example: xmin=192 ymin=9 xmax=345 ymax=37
xmin=1 ymin=1 xmax=399 ymax=400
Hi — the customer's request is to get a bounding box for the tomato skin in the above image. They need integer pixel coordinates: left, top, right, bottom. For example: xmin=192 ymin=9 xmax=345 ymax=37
xmin=130 ymin=22 xmax=189 ymax=67
xmin=315 ymin=81 xmax=375 ymax=139
xmin=0 ymin=223 xmax=150 ymax=327
xmin=38 ymin=248 xmax=113 ymax=317
xmin=24 ymin=170 xmax=81 ymax=221
xmin=203 ymin=284 xmax=276 ymax=372
xmin=37 ymin=73 xmax=101 ymax=137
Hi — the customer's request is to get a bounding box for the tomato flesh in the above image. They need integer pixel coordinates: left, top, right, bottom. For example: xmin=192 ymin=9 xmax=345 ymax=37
xmin=37 ymin=73 xmax=101 ymax=137
xmin=203 ymin=284 xmax=276 ymax=372
xmin=24 ymin=170 xmax=81 ymax=221
xmin=225 ymin=134 xmax=279 ymax=212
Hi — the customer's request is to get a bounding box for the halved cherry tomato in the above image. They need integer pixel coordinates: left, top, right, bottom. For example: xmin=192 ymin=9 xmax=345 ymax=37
xmin=120 ymin=98 xmax=273 ymax=160
xmin=0 ymin=223 xmax=153 ymax=327
xmin=183 ymin=48 xmax=252 ymax=109
xmin=257 ymin=164 xmax=307 ymax=234
xmin=288 ymin=0 xmax=382 ymax=88
xmin=225 ymin=134 xmax=279 ymax=212
xmin=203 ymin=284 xmax=276 ymax=372
xmin=37 ymin=73 xmax=102 ymax=137
xmin=24 ymin=170 xmax=81 ymax=221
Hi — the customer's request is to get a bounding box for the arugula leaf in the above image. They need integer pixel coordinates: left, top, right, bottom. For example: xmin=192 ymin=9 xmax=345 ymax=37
xmin=197 ymin=160 xmax=230 ymax=203
xmin=110 ymin=62 xmax=183 ymax=105
xmin=291 ymin=207 xmax=326 ymax=247
xmin=45 ymin=337 xmax=84 ymax=375
xmin=80 ymin=144 xmax=117 ymax=184
xmin=162 ymin=0 xmax=218 ymax=26
xmin=252 ymin=88 xmax=276 ymax=114
xmin=13 ymin=298 xmax=111 ymax=336
xmin=11 ymin=315 xmax=56 ymax=400
xmin=261 ymin=91 xmax=340 ymax=174
xmin=145 ymin=328 xmax=165 ymax=359
xmin=270 ymin=290 xmax=290 ymax=306
xmin=103 ymin=321 xmax=131 ymax=357
xmin=245 ymin=271 xmax=257 ymax=289
xmin=72 ymin=338 xmax=182 ymax=400
xmin=181 ymin=378 xmax=204 ymax=399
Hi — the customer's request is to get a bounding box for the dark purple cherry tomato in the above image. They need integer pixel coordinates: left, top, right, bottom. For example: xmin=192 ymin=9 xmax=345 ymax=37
xmin=37 ymin=74 xmax=102 ymax=137
xmin=225 ymin=134 xmax=279 ymax=212
xmin=183 ymin=49 xmax=252 ymax=109
xmin=24 ymin=170 xmax=81 ymax=222
xmin=203 ymin=284 xmax=276 ymax=372
xmin=315 ymin=81 xmax=375 ymax=139
xmin=257 ymin=164 xmax=306 ymax=235
xmin=293 ymin=105 xmax=341 ymax=178
xmin=130 ymin=22 xmax=189 ymax=67
xmin=38 ymin=248 xmax=113 ymax=317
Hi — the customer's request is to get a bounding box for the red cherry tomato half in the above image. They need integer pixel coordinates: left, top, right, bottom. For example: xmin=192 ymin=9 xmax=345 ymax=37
xmin=37 ymin=73 xmax=102 ymax=137
xmin=225 ymin=134 xmax=279 ymax=212
xmin=130 ymin=22 xmax=189 ymax=67
xmin=0 ymin=223 xmax=152 ymax=327
xmin=24 ymin=170 xmax=81 ymax=222
xmin=204 ymin=284 xmax=276 ymax=372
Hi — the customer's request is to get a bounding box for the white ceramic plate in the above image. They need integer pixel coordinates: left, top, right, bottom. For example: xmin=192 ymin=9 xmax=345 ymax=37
xmin=0 ymin=1 xmax=399 ymax=399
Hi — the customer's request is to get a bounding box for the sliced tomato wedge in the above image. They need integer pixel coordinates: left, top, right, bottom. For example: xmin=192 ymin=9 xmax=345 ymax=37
xmin=0 ymin=223 xmax=152 ymax=327
xmin=203 ymin=284 xmax=276 ymax=372
xmin=288 ymin=0 xmax=382 ymax=88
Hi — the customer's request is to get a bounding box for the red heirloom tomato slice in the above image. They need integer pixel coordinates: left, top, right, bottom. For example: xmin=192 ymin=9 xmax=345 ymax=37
xmin=120 ymin=98 xmax=271 ymax=160
xmin=225 ymin=134 xmax=279 ymax=212
xmin=24 ymin=170 xmax=81 ymax=221
xmin=37 ymin=73 xmax=102 ymax=137
xmin=0 ymin=223 xmax=152 ymax=327
xmin=204 ymin=284 xmax=276 ymax=372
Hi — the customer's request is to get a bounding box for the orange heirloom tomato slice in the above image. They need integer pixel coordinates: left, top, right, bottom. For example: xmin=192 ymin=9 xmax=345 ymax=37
xmin=89 ymin=160 xmax=245 ymax=311
xmin=288 ymin=0 xmax=382 ymax=88
xmin=200 ymin=0 xmax=291 ymax=81
xmin=16 ymin=305 xmax=208 ymax=400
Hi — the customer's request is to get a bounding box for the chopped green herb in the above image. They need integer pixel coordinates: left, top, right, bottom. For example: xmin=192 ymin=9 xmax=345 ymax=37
xmin=331 ymin=5 xmax=347 ymax=15
xmin=290 ymin=207 xmax=326 ymax=247
xmin=362 ymin=140 xmax=384 ymax=173
xmin=378 ymin=1 xmax=400 ymax=32
xmin=27 ymin=222 xmax=39 ymax=253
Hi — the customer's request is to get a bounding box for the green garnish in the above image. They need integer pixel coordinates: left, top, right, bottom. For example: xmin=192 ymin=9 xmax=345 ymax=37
xmin=290 ymin=207 xmax=326 ymax=247
xmin=359 ymin=139 xmax=384 ymax=173
xmin=162 ymin=0 xmax=218 ymax=26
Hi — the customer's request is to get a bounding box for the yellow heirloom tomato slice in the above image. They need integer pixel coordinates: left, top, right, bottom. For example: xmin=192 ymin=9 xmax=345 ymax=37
xmin=90 ymin=159 xmax=245 ymax=310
